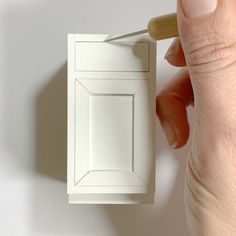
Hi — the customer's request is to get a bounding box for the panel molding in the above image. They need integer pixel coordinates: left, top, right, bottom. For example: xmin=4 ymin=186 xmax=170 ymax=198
xmin=74 ymin=79 xmax=150 ymax=193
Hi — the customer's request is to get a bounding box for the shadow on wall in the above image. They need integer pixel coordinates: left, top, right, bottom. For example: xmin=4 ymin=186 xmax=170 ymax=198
xmin=2 ymin=1 xmax=189 ymax=235
xmin=34 ymin=64 xmax=189 ymax=235
xmin=104 ymin=131 xmax=189 ymax=236
xmin=35 ymin=64 xmax=67 ymax=182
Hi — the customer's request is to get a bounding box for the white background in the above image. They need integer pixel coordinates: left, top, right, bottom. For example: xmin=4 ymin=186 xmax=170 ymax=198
xmin=0 ymin=0 xmax=192 ymax=235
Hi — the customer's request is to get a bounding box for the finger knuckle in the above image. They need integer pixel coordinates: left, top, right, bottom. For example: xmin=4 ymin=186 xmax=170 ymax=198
xmin=185 ymin=33 xmax=236 ymax=74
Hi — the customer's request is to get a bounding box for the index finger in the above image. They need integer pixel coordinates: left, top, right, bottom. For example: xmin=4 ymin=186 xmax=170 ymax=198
xmin=165 ymin=38 xmax=186 ymax=67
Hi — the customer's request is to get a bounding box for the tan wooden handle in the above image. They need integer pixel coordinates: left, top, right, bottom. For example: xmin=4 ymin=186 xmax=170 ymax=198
xmin=148 ymin=13 xmax=179 ymax=40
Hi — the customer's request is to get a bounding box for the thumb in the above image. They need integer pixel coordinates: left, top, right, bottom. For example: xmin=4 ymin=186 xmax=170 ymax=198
xmin=178 ymin=0 xmax=236 ymax=79
xmin=178 ymin=1 xmax=236 ymax=234
xmin=177 ymin=0 xmax=236 ymax=128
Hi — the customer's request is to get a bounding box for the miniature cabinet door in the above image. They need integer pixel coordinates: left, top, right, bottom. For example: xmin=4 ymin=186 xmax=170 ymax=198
xmin=67 ymin=34 xmax=156 ymax=204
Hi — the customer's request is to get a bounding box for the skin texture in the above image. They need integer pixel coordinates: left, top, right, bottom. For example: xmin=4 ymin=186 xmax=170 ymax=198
xmin=156 ymin=0 xmax=236 ymax=235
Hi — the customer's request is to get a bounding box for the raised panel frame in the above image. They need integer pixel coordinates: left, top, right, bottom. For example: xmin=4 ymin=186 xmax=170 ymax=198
xmin=72 ymin=79 xmax=152 ymax=194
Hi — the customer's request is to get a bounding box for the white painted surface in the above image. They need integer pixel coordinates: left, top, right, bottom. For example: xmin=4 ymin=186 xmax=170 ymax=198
xmin=90 ymin=95 xmax=133 ymax=171
xmin=0 ymin=0 xmax=190 ymax=235
xmin=68 ymin=35 xmax=156 ymax=200
xmin=75 ymin=42 xmax=149 ymax=71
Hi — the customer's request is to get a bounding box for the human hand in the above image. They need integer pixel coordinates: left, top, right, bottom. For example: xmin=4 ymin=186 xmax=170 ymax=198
xmin=156 ymin=0 xmax=236 ymax=235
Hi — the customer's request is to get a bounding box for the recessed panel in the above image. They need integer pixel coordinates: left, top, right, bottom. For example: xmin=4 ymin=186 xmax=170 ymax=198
xmin=90 ymin=95 xmax=133 ymax=171
xmin=75 ymin=42 xmax=149 ymax=72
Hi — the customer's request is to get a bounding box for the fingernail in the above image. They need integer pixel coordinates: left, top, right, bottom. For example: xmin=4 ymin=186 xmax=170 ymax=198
xmin=162 ymin=122 xmax=178 ymax=148
xmin=164 ymin=39 xmax=178 ymax=60
xmin=181 ymin=0 xmax=218 ymax=18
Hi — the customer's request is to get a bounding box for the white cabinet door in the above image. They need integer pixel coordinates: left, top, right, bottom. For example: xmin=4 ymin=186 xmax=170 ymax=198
xmin=68 ymin=34 xmax=156 ymax=204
